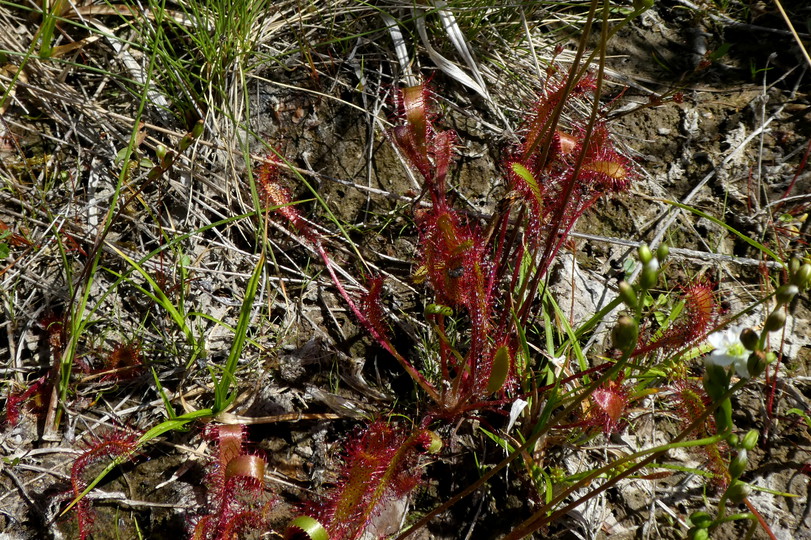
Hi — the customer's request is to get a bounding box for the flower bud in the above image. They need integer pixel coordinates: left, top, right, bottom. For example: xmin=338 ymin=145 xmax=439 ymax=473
xmin=702 ymin=363 xmax=730 ymax=401
xmin=727 ymin=433 xmax=739 ymax=447
xmin=789 ymin=257 xmax=801 ymax=277
xmin=689 ymin=511 xmax=713 ymax=528
xmin=728 ymin=449 xmax=748 ymax=478
xmin=637 ymin=244 xmax=653 ymax=265
xmin=775 ymin=284 xmax=799 ymax=305
xmin=741 ymin=429 xmax=759 ymax=451
xmin=618 ymin=281 xmax=638 ymax=308
xmin=160 ymin=149 xmax=175 ymax=169
xmin=747 ymin=351 xmax=767 ymax=378
xmin=178 ymin=133 xmax=194 ymax=152
xmin=764 ymin=309 xmax=786 ymax=332
xmin=640 ymin=263 xmax=658 ymax=290
xmin=725 ymin=480 xmax=751 ymax=504
xmin=656 ymin=242 xmax=669 ymax=262
xmin=739 ymin=328 xmax=759 ymax=351
xmin=191 ymin=119 xmax=205 ymax=139
xmin=687 ymin=527 xmax=710 ymax=540
xmin=156 ymin=144 xmax=167 ymax=162
xmin=612 ymin=315 xmax=639 ymax=353
xmin=792 ymin=263 xmax=811 ymax=291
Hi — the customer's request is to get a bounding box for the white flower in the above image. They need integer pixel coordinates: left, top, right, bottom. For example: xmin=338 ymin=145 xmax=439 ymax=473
xmin=705 ymin=326 xmax=749 ymax=378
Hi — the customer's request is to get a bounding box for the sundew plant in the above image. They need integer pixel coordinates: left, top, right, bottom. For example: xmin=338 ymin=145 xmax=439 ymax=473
xmin=1 ymin=0 xmax=809 ymax=539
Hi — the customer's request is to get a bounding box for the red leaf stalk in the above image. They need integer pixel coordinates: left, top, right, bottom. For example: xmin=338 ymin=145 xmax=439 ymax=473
xmin=255 ymin=154 xmax=440 ymax=402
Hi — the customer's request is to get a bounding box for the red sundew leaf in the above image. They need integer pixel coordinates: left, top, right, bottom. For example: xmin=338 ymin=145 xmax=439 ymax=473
xmin=102 ymin=341 xmax=143 ymax=381
xmin=556 ymin=130 xmax=579 ymax=157
xmin=590 ymin=380 xmax=630 ymax=434
xmin=3 ymin=376 xmax=47 ymax=428
xmin=196 ymin=425 xmax=272 ymax=540
xmin=519 ymin=74 xmax=596 ymax=164
xmin=430 ymin=129 xmax=456 ymax=193
xmin=212 ymin=424 xmax=245 ymax=471
xmin=309 ymin=421 xmax=431 ymax=540
xmin=508 ymin=161 xmax=546 ymax=237
xmin=670 ymin=379 xmax=729 ymax=488
xmin=255 ymin=155 xmax=313 ymax=239
xmin=633 ymin=279 xmax=719 ymax=359
xmin=225 ymin=455 xmax=266 ymax=488
xmin=391 ymin=84 xmax=457 ymax=202
xmin=670 ymin=379 xmax=714 ymax=436
xmin=579 ymin=123 xmax=633 ymax=193
xmin=401 ymin=85 xmax=428 ymax=158
xmin=69 ymin=428 xmax=140 ymax=540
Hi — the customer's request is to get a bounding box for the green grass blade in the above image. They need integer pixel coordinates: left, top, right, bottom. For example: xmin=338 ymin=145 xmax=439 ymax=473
xmin=214 ymin=253 xmax=265 ymax=412
xmin=105 ymin=244 xmax=195 ymax=347
xmin=60 ymin=408 xmax=213 ymax=516
xmin=662 ymin=199 xmax=784 ymax=266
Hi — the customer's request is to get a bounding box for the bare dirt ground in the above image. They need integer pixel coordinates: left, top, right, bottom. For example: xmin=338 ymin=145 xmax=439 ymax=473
xmin=1 ymin=1 xmax=810 ymax=539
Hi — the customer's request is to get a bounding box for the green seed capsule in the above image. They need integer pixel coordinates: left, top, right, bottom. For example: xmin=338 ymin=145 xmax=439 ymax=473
xmin=747 ymin=351 xmax=767 ymax=378
xmin=764 ymin=309 xmax=786 ymax=332
xmin=687 ymin=527 xmax=710 ymax=540
xmin=656 ymin=242 xmax=669 ymax=262
xmin=739 ymin=328 xmax=759 ymax=351
xmin=741 ymin=429 xmax=759 ymax=451
xmin=793 ymin=263 xmax=811 ymax=290
xmin=790 ymin=257 xmax=801 ymax=277
xmin=637 ymin=244 xmax=653 ymax=265
xmin=775 ymin=284 xmax=799 ymax=305
xmin=728 ymin=449 xmax=748 ymax=478
xmin=612 ymin=315 xmax=639 ymax=353
xmin=618 ymin=281 xmax=638 ymax=308
xmin=703 ymin=363 xmax=730 ymax=401
xmin=689 ymin=511 xmax=713 ymax=528
xmin=725 ymin=480 xmax=752 ymax=504
xmin=640 ymin=264 xmax=658 ymax=290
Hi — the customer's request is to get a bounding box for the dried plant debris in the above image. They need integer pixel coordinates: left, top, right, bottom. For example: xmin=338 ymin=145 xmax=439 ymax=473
xmin=1 ymin=1 xmax=810 ymax=539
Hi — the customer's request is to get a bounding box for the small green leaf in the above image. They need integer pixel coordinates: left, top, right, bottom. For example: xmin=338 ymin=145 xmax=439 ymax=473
xmin=424 ymin=303 xmax=453 ymax=316
xmin=487 ymin=345 xmax=511 ymax=394
xmin=216 ymin=253 xmax=265 ymax=412
xmin=511 ymin=162 xmax=543 ymax=210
